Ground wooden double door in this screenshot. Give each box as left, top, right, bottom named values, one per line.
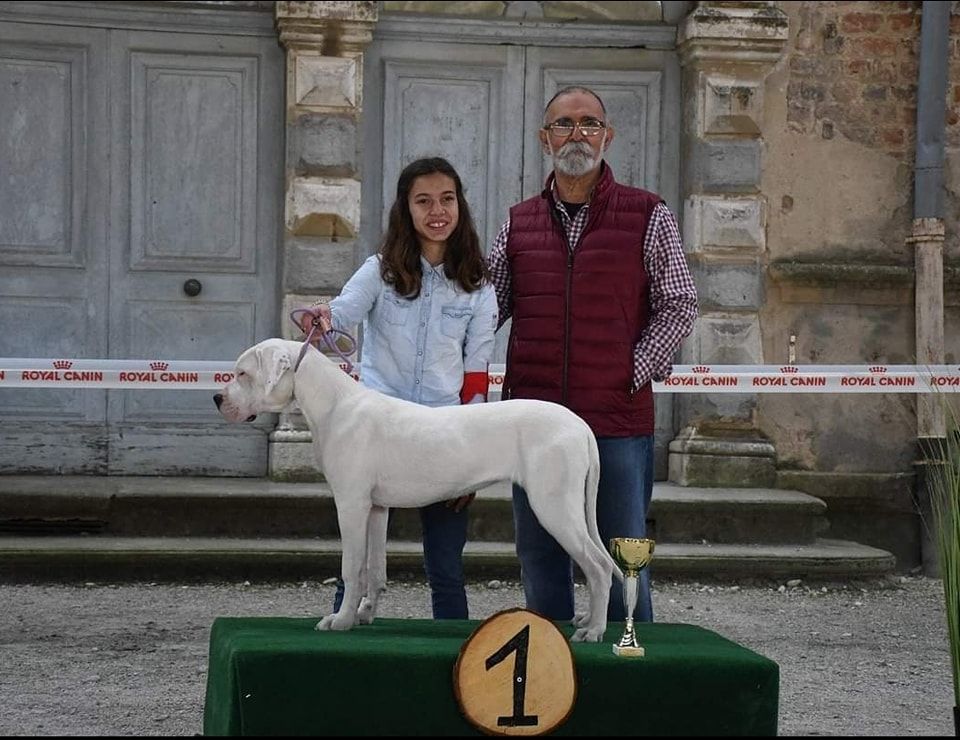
left=0, top=9, right=282, bottom=475
left=361, top=28, right=680, bottom=476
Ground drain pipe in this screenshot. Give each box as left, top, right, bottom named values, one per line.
left=911, top=0, right=950, bottom=575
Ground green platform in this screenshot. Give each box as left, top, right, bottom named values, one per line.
left=203, top=617, right=779, bottom=736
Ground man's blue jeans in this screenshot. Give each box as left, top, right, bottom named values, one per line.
left=334, top=501, right=469, bottom=619
left=512, top=435, right=654, bottom=623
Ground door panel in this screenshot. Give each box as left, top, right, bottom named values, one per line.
left=0, top=22, right=110, bottom=473
left=127, top=50, right=259, bottom=271
left=106, top=30, right=282, bottom=475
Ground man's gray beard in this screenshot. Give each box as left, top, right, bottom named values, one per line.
left=550, top=137, right=603, bottom=177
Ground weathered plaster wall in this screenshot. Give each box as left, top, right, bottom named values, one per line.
left=757, top=1, right=960, bottom=563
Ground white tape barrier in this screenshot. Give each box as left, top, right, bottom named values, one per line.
left=3, top=358, right=960, bottom=393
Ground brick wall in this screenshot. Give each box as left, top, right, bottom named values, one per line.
left=787, top=1, right=960, bottom=159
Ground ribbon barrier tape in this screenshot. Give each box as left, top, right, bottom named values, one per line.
left=2, top=359, right=960, bottom=393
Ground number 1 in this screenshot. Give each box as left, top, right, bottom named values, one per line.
left=485, top=624, right=539, bottom=727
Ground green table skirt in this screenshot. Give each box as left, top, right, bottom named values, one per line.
left=203, top=617, right=778, bottom=736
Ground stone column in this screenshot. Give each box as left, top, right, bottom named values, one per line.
left=669, top=1, right=788, bottom=487
left=270, top=1, right=378, bottom=481
left=911, top=216, right=945, bottom=575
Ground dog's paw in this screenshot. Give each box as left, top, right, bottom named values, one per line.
left=356, top=597, right=376, bottom=625
left=315, top=614, right=337, bottom=631
left=315, top=612, right=355, bottom=632
left=570, top=625, right=605, bottom=643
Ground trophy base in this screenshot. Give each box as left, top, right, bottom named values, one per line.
left=612, top=644, right=645, bottom=657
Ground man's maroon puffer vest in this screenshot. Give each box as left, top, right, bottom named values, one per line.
left=505, top=165, right=661, bottom=437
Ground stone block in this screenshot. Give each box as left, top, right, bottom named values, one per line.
left=684, top=195, right=766, bottom=254
left=691, top=260, right=764, bottom=310
left=688, top=139, right=761, bottom=193
left=283, top=237, right=358, bottom=293
left=677, top=392, right=758, bottom=427
left=701, top=74, right=762, bottom=136
left=292, top=54, right=359, bottom=111
left=286, top=176, right=361, bottom=238
left=288, top=114, right=357, bottom=177
left=276, top=1, right=377, bottom=22
left=268, top=434, right=325, bottom=482
left=668, top=449, right=777, bottom=487
left=668, top=429, right=777, bottom=488
left=688, top=313, right=763, bottom=365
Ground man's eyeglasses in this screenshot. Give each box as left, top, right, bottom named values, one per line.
left=542, top=119, right=606, bottom=138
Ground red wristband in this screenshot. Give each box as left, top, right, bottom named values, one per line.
left=460, top=371, right=488, bottom=404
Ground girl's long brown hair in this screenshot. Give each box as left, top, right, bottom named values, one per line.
left=379, top=157, right=488, bottom=298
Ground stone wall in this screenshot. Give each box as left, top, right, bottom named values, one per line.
left=758, top=0, right=960, bottom=565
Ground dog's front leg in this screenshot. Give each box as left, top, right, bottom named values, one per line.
left=316, top=500, right=370, bottom=632
left=356, top=505, right=388, bottom=625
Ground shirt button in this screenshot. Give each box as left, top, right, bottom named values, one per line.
left=418, top=351, right=423, bottom=356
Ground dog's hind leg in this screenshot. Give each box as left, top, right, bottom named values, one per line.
left=316, top=498, right=371, bottom=632
left=523, top=481, right=613, bottom=643
left=567, top=541, right=613, bottom=642
left=357, top=505, right=388, bottom=625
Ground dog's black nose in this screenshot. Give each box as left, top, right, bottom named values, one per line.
left=213, top=394, right=223, bottom=408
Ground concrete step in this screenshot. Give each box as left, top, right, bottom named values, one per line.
left=0, top=475, right=895, bottom=580
left=0, top=535, right=895, bottom=583
left=0, top=476, right=829, bottom=544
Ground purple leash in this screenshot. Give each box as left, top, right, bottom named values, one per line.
left=289, top=309, right=357, bottom=374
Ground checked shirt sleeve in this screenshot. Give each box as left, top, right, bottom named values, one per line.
left=633, top=203, right=699, bottom=391
left=487, top=218, right=513, bottom=331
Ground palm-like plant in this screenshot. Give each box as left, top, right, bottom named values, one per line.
left=921, top=418, right=960, bottom=735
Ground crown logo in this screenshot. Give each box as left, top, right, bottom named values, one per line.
left=53, top=360, right=72, bottom=370
left=150, top=361, right=169, bottom=371
left=691, top=365, right=710, bottom=374
left=779, top=366, right=799, bottom=373
left=869, top=366, right=887, bottom=373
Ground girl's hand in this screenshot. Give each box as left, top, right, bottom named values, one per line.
left=299, top=303, right=333, bottom=335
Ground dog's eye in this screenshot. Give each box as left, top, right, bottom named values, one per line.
left=236, top=371, right=245, bottom=377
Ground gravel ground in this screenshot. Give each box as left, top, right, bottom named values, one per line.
left=0, top=574, right=955, bottom=736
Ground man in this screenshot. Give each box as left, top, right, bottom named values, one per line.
left=487, top=85, right=698, bottom=624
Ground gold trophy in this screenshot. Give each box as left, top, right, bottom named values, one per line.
left=609, top=537, right=655, bottom=657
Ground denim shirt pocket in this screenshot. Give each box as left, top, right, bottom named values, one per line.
left=441, top=304, right=473, bottom=339
left=381, top=291, right=412, bottom=326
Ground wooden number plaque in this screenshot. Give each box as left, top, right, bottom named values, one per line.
left=453, top=608, right=577, bottom=736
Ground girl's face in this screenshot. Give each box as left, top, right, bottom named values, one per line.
left=408, top=172, right=459, bottom=251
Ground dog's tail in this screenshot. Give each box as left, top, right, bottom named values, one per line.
left=585, top=431, right=624, bottom=584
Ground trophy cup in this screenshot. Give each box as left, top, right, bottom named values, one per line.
left=609, top=537, right=655, bottom=657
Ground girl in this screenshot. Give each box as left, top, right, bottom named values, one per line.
left=300, top=157, right=497, bottom=619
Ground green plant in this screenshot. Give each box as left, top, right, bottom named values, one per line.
left=921, top=409, right=960, bottom=728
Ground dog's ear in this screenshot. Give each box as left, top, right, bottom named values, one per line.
left=258, top=344, right=292, bottom=396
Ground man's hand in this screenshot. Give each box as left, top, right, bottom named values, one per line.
left=446, top=493, right=476, bottom=512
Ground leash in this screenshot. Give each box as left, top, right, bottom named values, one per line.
left=289, top=308, right=357, bottom=374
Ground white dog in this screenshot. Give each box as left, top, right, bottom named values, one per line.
left=214, top=338, right=619, bottom=642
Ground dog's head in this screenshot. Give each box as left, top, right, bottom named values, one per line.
left=213, top=339, right=296, bottom=422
